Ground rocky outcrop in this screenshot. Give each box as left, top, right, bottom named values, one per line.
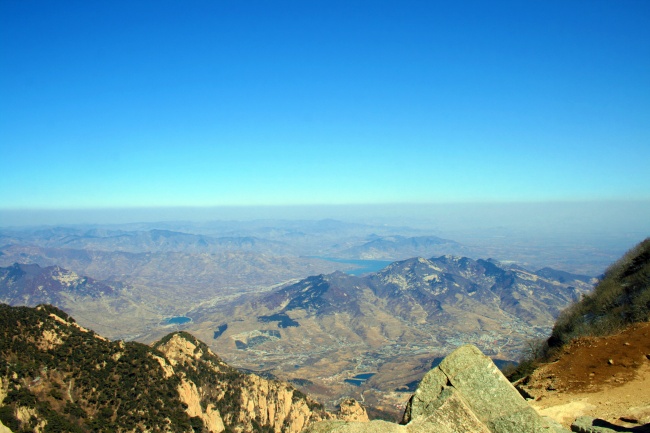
left=0, top=420, right=13, bottom=433
left=337, top=399, right=369, bottom=422
left=305, top=344, right=570, bottom=433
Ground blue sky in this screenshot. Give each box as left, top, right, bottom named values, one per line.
left=1, top=0, right=649, bottom=211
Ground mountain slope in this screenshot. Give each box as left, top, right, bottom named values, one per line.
left=520, top=322, right=650, bottom=430
left=259, top=255, right=591, bottom=332
left=505, top=238, right=650, bottom=430
left=0, top=304, right=331, bottom=433
left=0, top=246, right=353, bottom=341
left=549, top=237, right=650, bottom=348
left=0, top=263, right=118, bottom=306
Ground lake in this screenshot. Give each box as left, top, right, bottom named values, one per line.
left=164, top=316, right=192, bottom=325
left=344, top=372, right=376, bottom=387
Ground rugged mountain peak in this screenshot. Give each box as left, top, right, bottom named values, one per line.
left=262, top=271, right=366, bottom=315
left=154, top=332, right=218, bottom=367
left=376, top=256, right=443, bottom=280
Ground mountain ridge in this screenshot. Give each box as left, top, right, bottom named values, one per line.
left=0, top=303, right=335, bottom=433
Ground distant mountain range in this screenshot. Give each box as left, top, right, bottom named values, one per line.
left=1, top=226, right=292, bottom=254
left=336, top=235, right=468, bottom=260
left=1, top=219, right=617, bottom=275
left=260, top=255, right=592, bottom=328
left=183, top=255, right=595, bottom=413
left=0, top=253, right=596, bottom=416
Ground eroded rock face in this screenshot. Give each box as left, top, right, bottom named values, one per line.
left=305, top=344, right=570, bottom=433
left=154, top=332, right=331, bottom=433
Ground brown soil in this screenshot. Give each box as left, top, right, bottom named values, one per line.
left=519, top=322, right=650, bottom=430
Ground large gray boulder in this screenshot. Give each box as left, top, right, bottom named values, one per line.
left=403, top=344, right=562, bottom=432
left=305, top=344, right=569, bottom=433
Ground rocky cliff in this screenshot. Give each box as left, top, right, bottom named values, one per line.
left=153, top=332, right=329, bottom=433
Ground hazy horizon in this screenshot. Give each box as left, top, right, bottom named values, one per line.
left=2, top=200, right=648, bottom=238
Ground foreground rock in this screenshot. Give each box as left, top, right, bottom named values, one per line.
left=306, top=344, right=568, bottom=433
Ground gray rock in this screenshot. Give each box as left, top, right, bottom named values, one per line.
left=405, top=387, right=491, bottom=433
left=404, top=344, right=566, bottom=433
left=304, top=420, right=406, bottom=433
left=307, top=344, right=571, bottom=433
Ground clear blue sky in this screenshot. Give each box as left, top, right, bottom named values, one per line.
left=1, top=0, right=649, bottom=210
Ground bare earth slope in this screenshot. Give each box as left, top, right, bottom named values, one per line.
left=519, top=322, right=650, bottom=430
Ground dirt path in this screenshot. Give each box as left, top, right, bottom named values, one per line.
left=518, top=322, right=650, bottom=430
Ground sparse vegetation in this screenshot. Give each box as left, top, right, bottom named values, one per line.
left=549, top=238, right=650, bottom=347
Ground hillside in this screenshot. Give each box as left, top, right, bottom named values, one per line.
left=510, top=238, right=650, bottom=430
left=549, top=237, right=650, bottom=348
left=0, top=304, right=331, bottom=433
left=0, top=246, right=350, bottom=341
left=335, top=235, right=467, bottom=260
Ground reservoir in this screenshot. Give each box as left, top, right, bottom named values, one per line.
left=164, top=316, right=192, bottom=325
left=316, top=258, right=393, bottom=276
left=344, top=372, right=376, bottom=387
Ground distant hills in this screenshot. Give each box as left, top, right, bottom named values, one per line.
left=0, top=263, right=118, bottom=306
left=1, top=219, right=619, bottom=275
left=335, top=235, right=468, bottom=260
